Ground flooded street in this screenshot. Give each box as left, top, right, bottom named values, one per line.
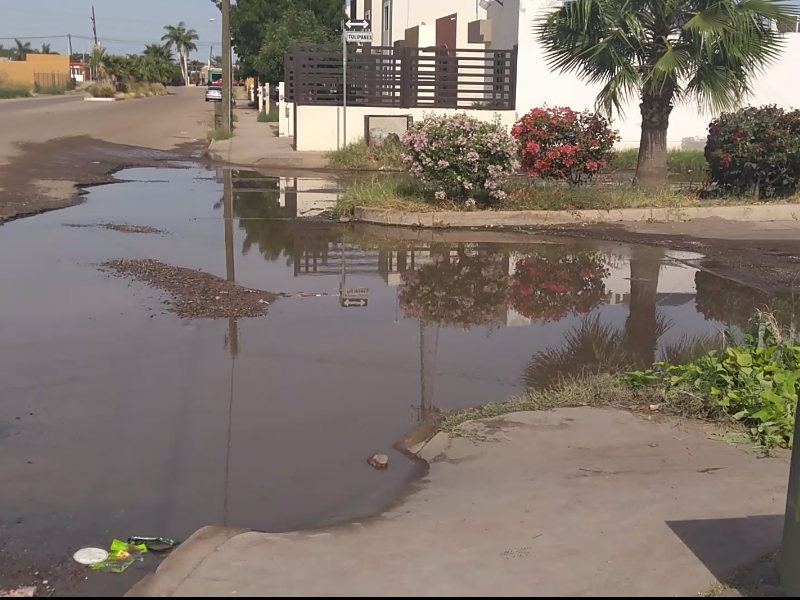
left=0, top=166, right=795, bottom=595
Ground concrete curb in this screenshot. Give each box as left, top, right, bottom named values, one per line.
left=353, top=203, right=800, bottom=228
left=83, top=97, right=117, bottom=102
left=125, top=526, right=249, bottom=597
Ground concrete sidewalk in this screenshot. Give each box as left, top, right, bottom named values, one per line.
left=207, top=104, right=329, bottom=170
left=128, top=408, right=789, bottom=597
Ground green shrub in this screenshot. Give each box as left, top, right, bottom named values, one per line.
left=401, top=114, right=518, bottom=204
left=706, top=105, right=800, bottom=198
left=512, top=106, right=618, bottom=185
left=86, top=84, right=116, bottom=98
left=0, top=88, right=32, bottom=99
left=67, top=78, right=77, bottom=91
left=35, top=86, right=65, bottom=95
left=623, top=313, right=799, bottom=452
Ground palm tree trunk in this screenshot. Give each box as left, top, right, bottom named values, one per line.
left=634, top=91, right=673, bottom=189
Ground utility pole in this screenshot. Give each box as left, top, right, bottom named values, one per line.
left=91, top=6, right=98, bottom=47
left=208, top=45, right=213, bottom=83
left=221, top=0, right=233, bottom=132
left=67, top=33, right=73, bottom=58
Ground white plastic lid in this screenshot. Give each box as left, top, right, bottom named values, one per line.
left=73, top=548, right=109, bottom=566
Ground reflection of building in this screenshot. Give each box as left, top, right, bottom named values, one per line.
left=604, top=260, right=697, bottom=308
left=504, top=253, right=531, bottom=327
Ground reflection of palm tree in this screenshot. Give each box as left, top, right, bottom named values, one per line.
left=627, top=246, right=663, bottom=369
left=525, top=313, right=672, bottom=390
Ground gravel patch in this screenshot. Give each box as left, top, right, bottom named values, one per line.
left=64, top=223, right=167, bottom=235
left=98, top=259, right=277, bottom=319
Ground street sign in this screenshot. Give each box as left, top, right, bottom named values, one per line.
left=344, top=30, right=373, bottom=43
left=344, top=19, right=371, bottom=30
left=341, top=298, right=368, bottom=308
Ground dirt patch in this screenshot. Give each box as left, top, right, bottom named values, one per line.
left=64, top=223, right=167, bottom=235
left=98, top=259, right=277, bottom=319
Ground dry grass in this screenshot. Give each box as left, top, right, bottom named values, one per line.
left=328, top=138, right=404, bottom=171
left=123, top=82, right=168, bottom=99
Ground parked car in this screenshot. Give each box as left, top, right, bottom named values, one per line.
left=205, top=84, right=223, bottom=102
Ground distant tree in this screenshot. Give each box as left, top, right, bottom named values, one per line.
left=12, top=39, right=32, bottom=61
left=40, top=43, right=53, bottom=54
left=87, top=46, right=109, bottom=82
left=162, top=22, right=199, bottom=85
left=211, top=55, right=223, bottom=67
left=254, top=9, right=334, bottom=82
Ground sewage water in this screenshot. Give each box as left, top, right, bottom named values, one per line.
left=0, top=167, right=795, bottom=594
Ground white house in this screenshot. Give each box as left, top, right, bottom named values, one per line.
left=478, top=0, right=800, bottom=148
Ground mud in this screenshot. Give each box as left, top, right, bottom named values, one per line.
left=0, top=137, right=205, bottom=224
left=99, top=259, right=277, bottom=319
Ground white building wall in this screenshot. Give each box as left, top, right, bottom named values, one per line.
left=295, top=105, right=517, bottom=151
left=383, top=0, right=487, bottom=47
left=491, top=0, right=800, bottom=148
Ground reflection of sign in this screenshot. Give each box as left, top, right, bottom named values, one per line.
left=342, top=287, right=370, bottom=298
left=344, top=31, right=373, bottom=43
left=341, top=298, right=368, bottom=308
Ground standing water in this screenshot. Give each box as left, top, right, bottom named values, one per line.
left=0, top=167, right=794, bottom=595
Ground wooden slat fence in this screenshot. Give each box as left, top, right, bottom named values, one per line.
left=284, top=44, right=517, bottom=110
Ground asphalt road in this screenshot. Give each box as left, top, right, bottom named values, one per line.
left=0, top=93, right=85, bottom=114
left=0, top=87, right=213, bottom=220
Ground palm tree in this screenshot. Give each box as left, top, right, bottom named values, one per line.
left=536, top=0, right=795, bottom=189
left=87, top=46, right=109, bottom=83
left=161, top=22, right=199, bottom=86
left=143, top=43, right=174, bottom=63
left=40, top=43, right=52, bottom=54
left=13, top=39, right=32, bottom=61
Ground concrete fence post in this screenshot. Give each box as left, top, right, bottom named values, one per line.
left=782, top=415, right=800, bottom=595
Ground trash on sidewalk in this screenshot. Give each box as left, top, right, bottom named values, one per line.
left=91, top=539, right=148, bottom=574
left=127, top=537, right=180, bottom=553
left=368, top=454, right=389, bottom=469
left=0, top=587, right=37, bottom=598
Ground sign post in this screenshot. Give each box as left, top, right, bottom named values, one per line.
left=341, top=19, right=372, bottom=150
left=782, top=414, right=800, bottom=595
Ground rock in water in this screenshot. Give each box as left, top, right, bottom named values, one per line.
left=368, top=454, right=389, bottom=470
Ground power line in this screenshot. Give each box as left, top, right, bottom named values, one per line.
left=0, top=35, right=70, bottom=40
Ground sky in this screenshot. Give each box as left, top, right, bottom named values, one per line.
left=0, top=0, right=223, bottom=59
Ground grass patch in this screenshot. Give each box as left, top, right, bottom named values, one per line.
left=33, top=84, right=65, bottom=95
left=610, top=148, right=708, bottom=174
left=439, top=375, right=669, bottom=435
left=0, top=88, right=32, bottom=99
left=328, top=138, right=404, bottom=171
left=125, top=82, right=168, bottom=98
left=257, top=105, right=279, bottom=123
left=502, top=185, right=701, bottom=211
left=207, top=127, right=234, bottom=142
left=332, top=174, right=444, bottom=218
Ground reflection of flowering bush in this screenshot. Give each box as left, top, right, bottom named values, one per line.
left=401, top=113, right=519, bottom=203
left=399, top=249, right=511, bottom=329
left=508, top=251, right=610, bottom=322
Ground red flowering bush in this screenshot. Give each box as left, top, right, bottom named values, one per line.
left=508, top=250, right=610, bottom=322
left=511, top=107, right=618, bottom=185
left=706, top=106, right=800, bottom=198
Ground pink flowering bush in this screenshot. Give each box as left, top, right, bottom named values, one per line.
left=401, top=113, right=519, bottom=203
left=511, top=107, right=618, bottom=185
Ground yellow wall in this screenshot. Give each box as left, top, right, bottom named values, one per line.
left=0, top=55, right=69, bottom=89
left=0, top=61, right=33, bottom=88
left=26, top=54, right=70, bottom=75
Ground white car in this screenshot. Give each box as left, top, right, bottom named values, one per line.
left=205, top=85, right=223, bottom=102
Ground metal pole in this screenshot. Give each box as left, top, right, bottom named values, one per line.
left=68, top=34, right=73, bottom=58
left=342, top=21, right=347, bottom=149
left=782, top=413, right=800, bottom=596
left=222, top=0, right=233, bottom=132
